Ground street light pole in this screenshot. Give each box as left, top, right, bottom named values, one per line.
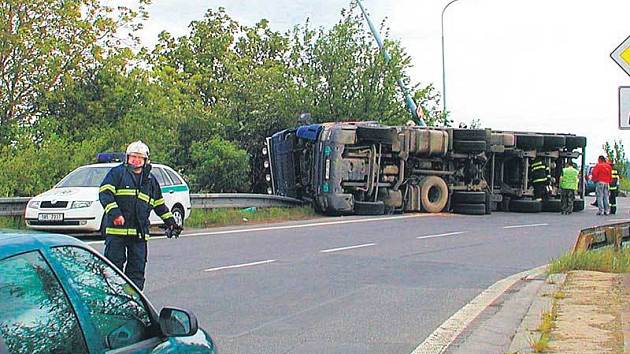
left=441, top=0, right=463, bottom=114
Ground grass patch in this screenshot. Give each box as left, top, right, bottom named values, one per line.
left=185, top=207, right=317, bottom=228
left=548, top=248, right=630, bottom=274
left=0, top=216, right=26, bottom=230
left=529, top=301, right=559, bottom=353
left=0, top=207, right=318, bottom=231
left=529, top=333, right=550, bottom=353
left=553, top=291, right=566, bottom=300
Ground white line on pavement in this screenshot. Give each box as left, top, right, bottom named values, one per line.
left=503, top=223, right=549, bottom=229
left=203, top=259, right=276, bottom=272
left=320, top=243, right=376, bottom=253
left=185, top=215, right=423, bottom=238
left=411, top=265, right=547, bottom=354
left=416, top=231, right=465, bottom=240
left=608, top=218, right=630, bottom=222
left=84, top=214, right=426, bottom=246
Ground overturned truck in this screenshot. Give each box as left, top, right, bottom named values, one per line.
left=262, top=122, right=586, bottom=215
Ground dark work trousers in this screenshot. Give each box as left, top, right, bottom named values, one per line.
left=104, top=235, right=148, bottom=290
left=560, top=189, right=575, bottom=214
left=533, top=183, right=547, bottom=200
left=610, top=190, right=618, bottom=214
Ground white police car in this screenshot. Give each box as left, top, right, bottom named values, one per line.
left=24, top=154, right=191, bottom=233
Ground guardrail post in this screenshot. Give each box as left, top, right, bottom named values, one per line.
left=614, top=227, right=622, bottom=253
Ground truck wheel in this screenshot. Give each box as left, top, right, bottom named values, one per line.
left=573, top=199, right=585, bottom=212
left=565, top=136, right=587, bottom=150
left=420, top=176, right=449, bottom=213
left=485, top=192, right=492, bottom=214
left=453, top=129, right=487, bottom=141
left=453, top=140, right=486, bottom=153
left=452, top=191, right=486, bottom=204
left=452, top=203, right=486, bottom=215
left=356, top=126, right=398, bottom=144
left=354, top=200, right=385, bottom=215
left=542, top=135, right=566, bottom=150
left=542, top=198, right=562, bottom=212
left=515, top=134, right=544, bottom=150
left=509, top=199, right=542, bottom=213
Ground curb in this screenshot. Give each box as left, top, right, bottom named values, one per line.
left=411, top=265, right=546, bottom=354
left=507, top=272, right=567, bottom=353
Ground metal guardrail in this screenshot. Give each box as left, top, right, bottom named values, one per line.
left=573, top=221, right=630, bottom=252
left=0, top=197, right=31, bottom=217
left=0, top=194, right=304, bottom=217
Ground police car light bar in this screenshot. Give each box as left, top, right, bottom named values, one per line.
left=96, top=152, right=126, bottom=163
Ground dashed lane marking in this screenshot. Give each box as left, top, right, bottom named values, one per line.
left=503, top=223, right=548, bottom=229
left=416, top=231, right=466, bottom=240
left=320, top=243, right=376, bottom=253
left=203, top=259, right=276, bottom=272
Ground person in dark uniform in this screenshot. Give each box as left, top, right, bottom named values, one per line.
left=530, top=158, right=550, bottom=201
left=99, top=141, right=182, bottom=290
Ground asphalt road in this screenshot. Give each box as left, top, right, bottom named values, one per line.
left=91, top=196, right=630, bottom=354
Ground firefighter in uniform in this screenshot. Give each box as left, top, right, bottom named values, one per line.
left=530, top=158, right=551, bottom=201
left=99, top=141, right=182, bottom=290
left=610, top=166, right=619, bottom=215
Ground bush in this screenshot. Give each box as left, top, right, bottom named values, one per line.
left=190, top=137, right=250, bottom=192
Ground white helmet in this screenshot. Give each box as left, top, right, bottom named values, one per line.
left=126, top=140, right=150, bottom=160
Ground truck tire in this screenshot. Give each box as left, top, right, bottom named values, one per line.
left=452, top=191, right=486, bottom=204
left=453, top=129, right=487, bottom=141
left=509, top=199, right=542, bottom=213
left=354, top=200, right=385, bottom=215
left=420, top=176, right=449, bottom=213
left=542, top=198, right=562, bottom=212
left=573, top=199, right=585, bottom=212
left=485, top=192, right=492, bottom=214
left=565, top=136, right=587, bottom=150
left=453, top=140, right=486, bottom=153
left=542, top=135, right=566, bottom=150
left=356, top=126, right=398, bottom=144
left=515, top=134, right=544, bottom=150
left=452, top=203, right=486, bottom=215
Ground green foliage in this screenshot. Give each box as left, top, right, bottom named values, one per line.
left=603, top=140, right=629, bottom=178
left=548, top=248, right=630, bottom=274
left=0, top=0, right=150, bottom=144
left=185, top=206, right=315, bottom=228
left=190, top=137, right=250, bottom=192
left=0, top=1, right=445, bottom=196
left=0, top=216, right=26, bottom=230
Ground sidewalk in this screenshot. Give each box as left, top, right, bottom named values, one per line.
left=444, top=270, right=627, bottom=353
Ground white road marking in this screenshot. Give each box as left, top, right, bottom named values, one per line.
left=204, top=259, right=276, bottom=272
left=83, top=215, right=425, bottom=245
left=410, top=265, right=547, bottom=354
left=502, top=223, right=548, bottom=229
left=416, top=231, right=465, bottom=240
left=608, top=218, right=630, bottom=222
left=320, top=243, right=376, bottom=253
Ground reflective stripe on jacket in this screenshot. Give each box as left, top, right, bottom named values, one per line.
left=610, top=169, right=619, bottom=190
left=99, top=164, right=175, bottom=239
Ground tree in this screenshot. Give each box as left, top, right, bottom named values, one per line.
left=0, top=0, right=150, bottom=144
left=190, top=137, right=250, bottom=192
left=603, top=140, right=628, bottom=178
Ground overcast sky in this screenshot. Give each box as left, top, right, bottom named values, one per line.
left=138, top=0, right=630, bottom=162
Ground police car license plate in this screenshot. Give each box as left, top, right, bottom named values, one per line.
left=38, top=213, right=64, bottom=222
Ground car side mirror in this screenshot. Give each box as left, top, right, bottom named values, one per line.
left=159, top=307, right=198, bottom=337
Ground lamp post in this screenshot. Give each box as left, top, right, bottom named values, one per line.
left=441, top=0, right=463, bottom=114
